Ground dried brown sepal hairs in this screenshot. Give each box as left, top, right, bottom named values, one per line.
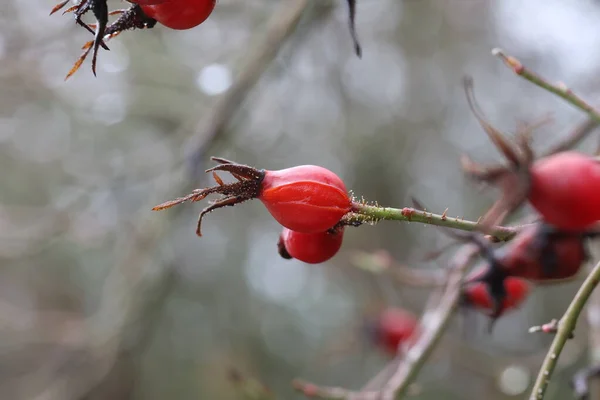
left=152, top=157, right=265, bottom=237
left=461, top=76, right=539, bottom=232
left=52, top=0, right=362, bottom=79
left=51, top=0, right=157, bottom=79
left=346, top=0, right=361, bottom=58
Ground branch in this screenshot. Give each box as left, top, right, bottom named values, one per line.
left=542, top=117, right=600, bottom=157
left=529, top=319, right=574, bottom=339
left=529, top=259, right=600, bottom=400
left=350, top=250, right=446, bottom=288
left=229, top=369, right=276, bottom=400
left=348, top=202, right=520, bottom=241
left=293, top=245, right=479, bottom=399
left=493, top=48, right=600, bottom=124
left=584, top=241, right=600, bottom=400
left=377, top=245, right=478, bottom=399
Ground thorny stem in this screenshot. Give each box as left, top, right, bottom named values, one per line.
left=492, top=47, right=600, bottom=400
left=493, top=48, right=600, bottom=124
left=529, top=319, right=574, bottom=339
left=348, top=202, right=519, bottom=242
left=528, top=260, right=600, bottom=400
left=294, top=51, right=600, bottom=400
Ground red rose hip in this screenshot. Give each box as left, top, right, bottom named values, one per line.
left=367, top=308, right=419, bottom=355
left=152, top=157, right=353, bottom=236
left=462, top=79, right=600, bottom=231
left=528, top=151, right=600, bottom=231
left=140, top=0, right=216, bottom=30
left=462, top=272, right=530, bottom=317
left=277, top=227, right=344, bottom=264
left=260, top=165, right=351, bottom=234
left=128, top=0, right=171, bottom=4
left=496, top=223, right=588, bottom=282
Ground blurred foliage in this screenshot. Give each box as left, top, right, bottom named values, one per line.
left=0, top=0, right=599, bottom=399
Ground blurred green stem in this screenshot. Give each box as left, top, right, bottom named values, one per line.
left=229, top=369, right=275, bottom=400
left=529, top=260, right=600, bottom=400
left=493, top=48, right=600, bottom=123
left=348, top=202, right=519, bottom=241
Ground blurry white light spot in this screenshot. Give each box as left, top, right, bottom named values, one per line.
left=99, top=41, right=130, bottom=74
left=196, top=64, right=232, bottom=96
left=92, top=93, right=127, bottom=125
left=498, top=365, right=530, bottom=396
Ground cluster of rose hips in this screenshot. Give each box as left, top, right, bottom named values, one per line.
left=153, top=157, right=354, bottom=264
left=152, top=148, right=600, bottom=339
left=50, top=0, right=361, bottom=79
left=455, top=80, right=600, bottom=329
left=368, top=170, right=600, bottom=349
left=152, top=83, right=600, bottom=349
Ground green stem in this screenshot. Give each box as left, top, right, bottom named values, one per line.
left=493, top=48, right=600, bottom=123
left=349, top=202, right=519, bottom=241
left=529, top=260, right=600, bottom=400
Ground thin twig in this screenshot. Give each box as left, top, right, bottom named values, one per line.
left=542, top=117, right=600, bottom=157
left=350, top=250, right=446, bottom=288
left=293, top=245, right=478, bottom=399
left=377, top=245, right=478, bottom=399
left=229, top=369, right=276, bottom=400
left=348, top=202, right=521, bottom=242
left=492, top=47, right=600, bottom=400
left=493, top=48, right=600, bottom=123
left=584, top=241, right=600, bottom=400
left=528, top=260, right=600, bottom=400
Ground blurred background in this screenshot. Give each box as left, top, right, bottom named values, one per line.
left=1, top=0, right=600, bottom=399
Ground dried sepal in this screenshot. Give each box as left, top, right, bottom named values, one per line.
left=463, top=77, right=523, bottom=167
left=52, top=2, right=157, bottom=79
left=346, top=0, right=361, bottom=57
left=152, top=157, right=266, bottom=237
left=478, top=168, right=530, bottom=232
left=50, top=0, right=71, bottom=15
left=461, top=77, right=545, bottom=232
left=460, top=155, right=510, bottom=182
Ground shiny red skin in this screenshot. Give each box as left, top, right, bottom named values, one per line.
left=375, top=308, right=419, bottom=355
left=279, top=227, right=344, bottom=264
left=497, top=224, right=586, bottom=281
left=463, top=268, right=530, bottom=316
left=129, top=0, right=171, bottom=5
left=529, top=151, right=600, bottom=231
left=141, top=0, right=216, bottom=30
left=260, top=165, right=352, bottom=234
